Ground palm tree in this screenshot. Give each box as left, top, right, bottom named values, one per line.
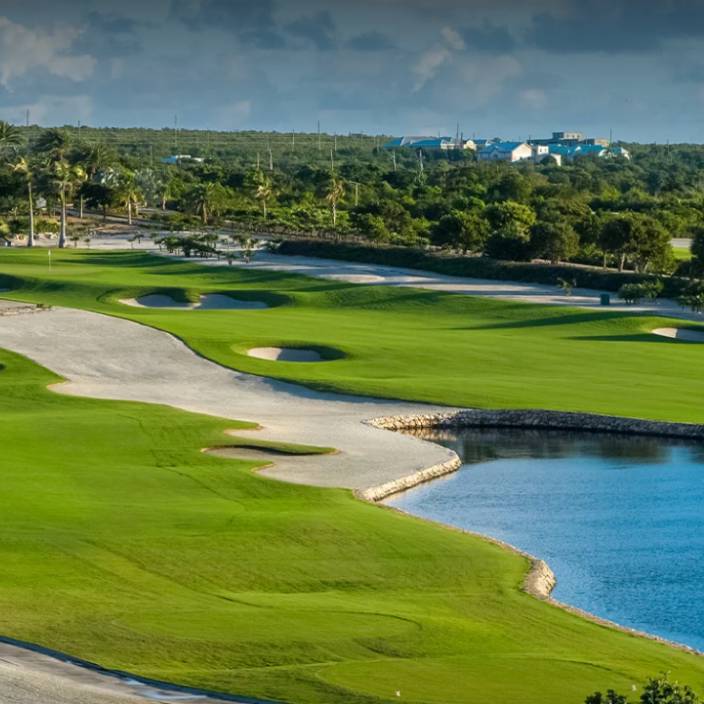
left=119, top=175, right=142, bottom=225
left=10, top=157, right=36, bottom=247
left=75, top=142, right=114, bottom=218
left=254, top=172, right=272, bottom=219
left=34, top=128, right=70, bottom=161
left=326, top=177, right=345, bottom=228
left=0, top=121, right=22, bottom=153
left=50, top=160, right=86, bottom=248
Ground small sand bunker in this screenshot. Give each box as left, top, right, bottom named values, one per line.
left=652, top=327, right=704, bottom=342
left=121, top=293, right=269, bottom=310
left=247, top=347, right=322, bottom=362
left=325, top=274, right=385, bottom=284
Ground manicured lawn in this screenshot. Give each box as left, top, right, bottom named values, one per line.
left=2, top=249, right=704, bottom=422
left=2, top=249, right=704, bottom=703
left=674, top=246, right=692, bottom=261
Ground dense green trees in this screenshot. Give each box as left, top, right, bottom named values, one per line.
left=2, top=124, right=704, bottom=275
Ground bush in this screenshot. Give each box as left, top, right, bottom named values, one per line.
left=618, top=280, right=663, bottom=304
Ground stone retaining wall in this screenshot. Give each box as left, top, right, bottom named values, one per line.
left=368, top=408, right=704, bottom=440
left=357, top=455, right=462, bottom=502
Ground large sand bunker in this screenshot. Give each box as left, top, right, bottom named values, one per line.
left=247, top=347, right=323, bottom=362
left=652, top=327, right=704, bottom=342
left=121, top=293, right=269, bottom=310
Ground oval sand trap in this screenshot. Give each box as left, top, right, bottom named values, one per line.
left=121, top=293, right=269, bottom=310
left=248, top=347, right=322, bottom=362
left=652, top=327, right=704, bottom=342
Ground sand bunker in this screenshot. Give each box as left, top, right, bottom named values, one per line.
left=121, top=293, right=269, bottom=310
left=247, top=347, right=323, bottom=362
left=325, top=273, right=385, bottom=284
left=652, top=327, right=704, bottom=342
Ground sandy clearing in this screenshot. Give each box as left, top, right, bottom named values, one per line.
left=120, top=294, right=269, bottom=311
left=652, top=327, right=704, bottom=342
left=247, top=347, right=322, bottom=362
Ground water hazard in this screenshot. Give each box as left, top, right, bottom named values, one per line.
left=387, top=427, right=704, bottom=650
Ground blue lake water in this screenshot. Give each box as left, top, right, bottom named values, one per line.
left=387, top=428, right=704, bottom=650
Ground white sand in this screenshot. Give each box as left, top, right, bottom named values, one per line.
left=247, top=347, right=322, bottom=362
left=652, top=327, right=704, bottom=342
left=120, top=294, right=269, bottom=310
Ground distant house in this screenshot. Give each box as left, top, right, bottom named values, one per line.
left=161, top=154, right=205, bottom=165
left=478, top=141, right=533, bottom=163
left=382, top=136, right=459, bottom=150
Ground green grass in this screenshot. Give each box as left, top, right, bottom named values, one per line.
left=2, top=249, right=704, bottom=422
left=2, top=249, right=704, bottom=703
left=674, top=246, right=692, bottom=262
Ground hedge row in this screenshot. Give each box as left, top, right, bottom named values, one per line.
left=276, top=239, right=691, bottom=298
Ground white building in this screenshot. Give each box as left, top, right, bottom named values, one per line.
left=478, top=141, right=533, bottom=163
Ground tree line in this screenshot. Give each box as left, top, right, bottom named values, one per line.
left=2, top=123, right=704, bottom=278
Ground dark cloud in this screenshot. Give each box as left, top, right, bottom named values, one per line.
left=286, top=10, right=336, bottom=51
left=346, top=31, right=396, bottom=51
left=171, top=0, right=288, bottom=49
left=460, top=21, right=516, bottom=52
left=529, top=0, right=704, bottom=53
left=75, top=12, right=142, bottom=57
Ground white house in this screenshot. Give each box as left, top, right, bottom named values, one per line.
left=477, top=141, right=533, bottom=163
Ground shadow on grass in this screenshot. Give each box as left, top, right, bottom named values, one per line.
left=460, top=310, right=643, bottom=331
left=567, top=333, right=703, bottom=344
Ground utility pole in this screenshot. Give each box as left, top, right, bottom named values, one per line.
left=418, top=149, right=424, bottom=175
left=291, top=130, right=296, bottom=151
left=268, top=143, right=274, bottom=171
left=349, top=181, right=360, bottom=207
left=330, top=148, right=335, bottom=174
left=392, top=150, right=397, bottom=172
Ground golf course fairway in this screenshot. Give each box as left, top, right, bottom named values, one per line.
left=1, top=248, right=704, bottom=703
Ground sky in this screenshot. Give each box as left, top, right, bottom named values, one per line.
left=1, top=0, right=704, bottom=142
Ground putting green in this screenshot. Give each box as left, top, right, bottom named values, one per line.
left=1, top=249, right=704, bottom=703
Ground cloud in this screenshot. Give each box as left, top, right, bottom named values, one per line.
left=413, top=47, right=452, bottom=91
left=286, top=10, right=336, bottom=50
left=412, top=26, right=468, bottom=92
left=171, top=0, right=287, bottom=48
left=529, top=0, right=704, bottom=53
left=461, top=21, right=517, bottom=52
left=441, top=27, right=465, bottom=51
left=0, top=16, right=96, bottom=88
left=0, top=94, right=94, bottom=126
left=346, top=31, right=396, bottom=51
left=518, top=87, right=548, bottom=110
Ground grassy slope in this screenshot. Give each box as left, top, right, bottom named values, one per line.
left=1, top=250, right=704, bottom=702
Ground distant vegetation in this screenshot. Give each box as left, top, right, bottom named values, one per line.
left=3, top=122, right=704, bottom=278
left=585, top=673, right=701, bottom=704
